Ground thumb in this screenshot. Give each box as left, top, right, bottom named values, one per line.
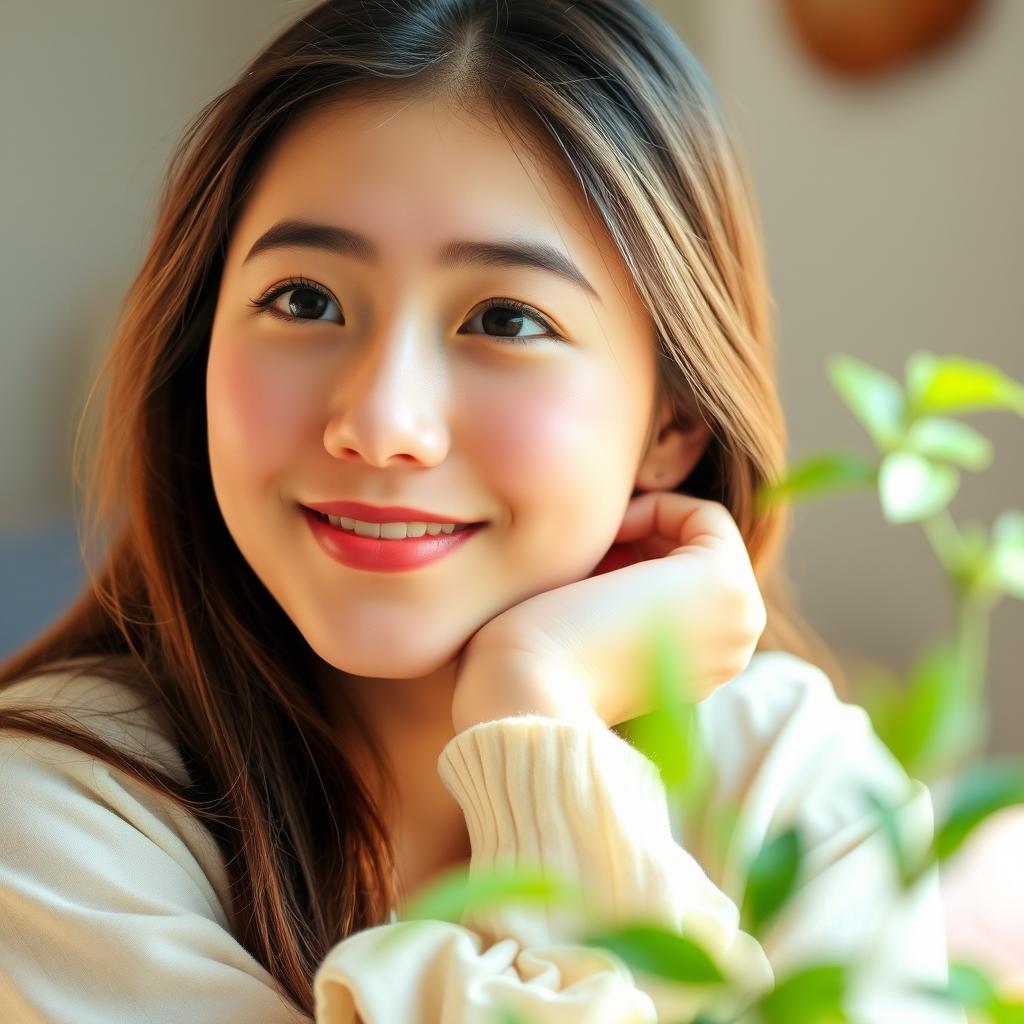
left=612, top=490, right=662, bottom=545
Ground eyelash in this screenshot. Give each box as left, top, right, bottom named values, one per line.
left=247, top=276, right=561, bottom=346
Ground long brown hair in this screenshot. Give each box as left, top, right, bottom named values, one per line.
left=1, top=0, right=845, bottom=1015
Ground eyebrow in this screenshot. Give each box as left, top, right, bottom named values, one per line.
left=241, top=218, right=601, bottom=303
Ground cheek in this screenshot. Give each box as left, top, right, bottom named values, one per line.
left=206, top=344, right=313, bottom=480
left=464, top=366, right=632, bottom=502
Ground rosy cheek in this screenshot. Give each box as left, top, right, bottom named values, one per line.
left=208, top=348, right=312, bottom=470
left=465, top=374, right=602, bottom=494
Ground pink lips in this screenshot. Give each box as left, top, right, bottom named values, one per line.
left=300, top=505, right=485, bottom=572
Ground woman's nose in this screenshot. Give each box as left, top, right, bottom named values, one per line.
left=321, top=327, right=451, bottom=470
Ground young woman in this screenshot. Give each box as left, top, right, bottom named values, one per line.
left=0, top=1, right=962, bottom=1021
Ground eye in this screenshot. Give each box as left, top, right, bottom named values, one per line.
left=459, top=298, right=562, bottom=346
left=248, top=280, right=561, bottom=346
left=248, top=277, right=343, bottom=325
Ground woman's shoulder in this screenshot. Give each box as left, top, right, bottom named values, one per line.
left=0, top=655, right=188, bottom=785
left=0, top=657, right=235, bottom=930
left=0, top=663, right=307, bottom=1022
left=695, top=647, right=914, bottom=802
left=695, top=648, right=863, bottom=764
left=691, top=649, right=928, bottom=895
left=701, top=647, right=841, bottom=711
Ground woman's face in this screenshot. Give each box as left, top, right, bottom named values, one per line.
left=206, top=91, right=674, bottom=688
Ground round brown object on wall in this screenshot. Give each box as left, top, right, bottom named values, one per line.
left=782, top=0, right=988, bottom=78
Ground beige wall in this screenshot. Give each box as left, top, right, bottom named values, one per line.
left=667, top=0, right=1023, bottom=753
left=2, top=1, right=1020, bottom=750
left=0, top=0, right=299, bottom=525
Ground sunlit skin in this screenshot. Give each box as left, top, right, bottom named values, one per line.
left=206, top=90, right=711, bottom=899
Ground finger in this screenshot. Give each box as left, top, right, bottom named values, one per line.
left=613, top=490, right=740, bottom=552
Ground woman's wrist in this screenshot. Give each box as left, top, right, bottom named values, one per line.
left=451, top=650, right=606, bottom=734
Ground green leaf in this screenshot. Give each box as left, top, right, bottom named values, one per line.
left=905, top=352, right=1024, bottom=417
left=881, top=638, right=981, bottom=780
left=901, top=416, right=993, bottom=471
left=940, top=962, right=998, bottom=1008
left=492, top=1007, right=527, bottom=1024
left=580, top=922, right=727, bottom=985
left=754, top=962, right=849, bottom=1024
left=919, top=961, right=1024, bottom=1021
left=990, top=999, right=1024, bottom=1024
left=932, top=760, right=1024, bottom=865
left=827, top=355, right=907, bottom=449
left=989, top=510, right=1024, bottom=599
left=756, top=453, right=878, bottom=512
left=620, top=612, right=712, bottom=813
left=957, top=519, right=994, bottom=583
left=878, top=451, right=959, bottom=523
left=399, top=862, right=584, bottom=924
left=741, top=826, right=803, bottom=933
left=858, top=668, right=906, bottom=757
left=861, top=789, right=911, bottom=887
left=905, top=351, right=939, bottom=409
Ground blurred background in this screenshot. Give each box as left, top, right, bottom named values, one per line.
left=1, top=0, right=1020, bottom=757
left=2, top=0, right=1022, bottom=992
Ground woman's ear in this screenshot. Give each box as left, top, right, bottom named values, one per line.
left=634, top=397, right=713, bottom=492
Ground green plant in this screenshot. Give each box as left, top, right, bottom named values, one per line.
left=392, top=351, right=1024, bottom=1023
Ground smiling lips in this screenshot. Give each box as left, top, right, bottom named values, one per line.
left=300, top=504, right=486, bottom=572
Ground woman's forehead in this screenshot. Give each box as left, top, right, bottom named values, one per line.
left=228, top=92, right=637, bottom=309
left=258, top=99, right=563, bottom=218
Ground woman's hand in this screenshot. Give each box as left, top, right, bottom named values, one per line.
left=451, top=491, right=767, bottom=734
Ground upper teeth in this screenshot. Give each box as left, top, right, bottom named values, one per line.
left=325, top=515, right=463, bottom=539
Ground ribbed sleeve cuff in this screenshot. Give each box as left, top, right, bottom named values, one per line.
left=435, top=714, right=772, bottom=1007
left=438, top=714, right=672, bottom=890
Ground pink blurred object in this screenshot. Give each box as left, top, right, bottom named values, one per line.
left=940, top=803, right=1024, bottom=998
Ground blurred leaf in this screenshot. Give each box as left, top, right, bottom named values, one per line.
left=698, top=801, right=743, bottom=888
left=931, top=760, right=1024, bottom=866
left=879, top=638, right=981, bottom=781
left=905, top=351, right=939, bottom=407
left=878, top=451, right=959, bottom=523
left=987, top=510, right=1024, bottom=599
left=862, top=788, right=911, bottom=887
left=902, top=417, right=993, bottom=471
left=945, top=962, right=998, bottom=1009
left=954, top=519, right=995, bottom=592
left=399, top=861, right=584, bottom=924
left=626, top=706, right=713, bottom=812
left=990, top=1000, right=1024, bottom=1024
left=755, top=453, right=878, bottom=513
left=921, top=962, right=1024, bottom=1023
left=827, top=355, right=906, bottom=449
left=857, top=667, right=905, bottom=756
left=493, top=1007, right=526, bottom=1024
left=579, top=922, right=726, bottom=985
left=905, top=352, right=1024, bottom=418
left=621, top=612, right=712, bottom=812
left=741, top=826, right=803, bottom=934
left=752, top=962, right=849, bottom=1024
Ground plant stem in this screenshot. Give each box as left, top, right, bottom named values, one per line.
left=952, top=591, right=991, bottom=701
left=920, top=509, right=963, bottom=588
left=919, top=508, right=994, bottom=775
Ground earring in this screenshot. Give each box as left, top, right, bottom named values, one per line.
left=653, top=467, right=665, bottom=480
